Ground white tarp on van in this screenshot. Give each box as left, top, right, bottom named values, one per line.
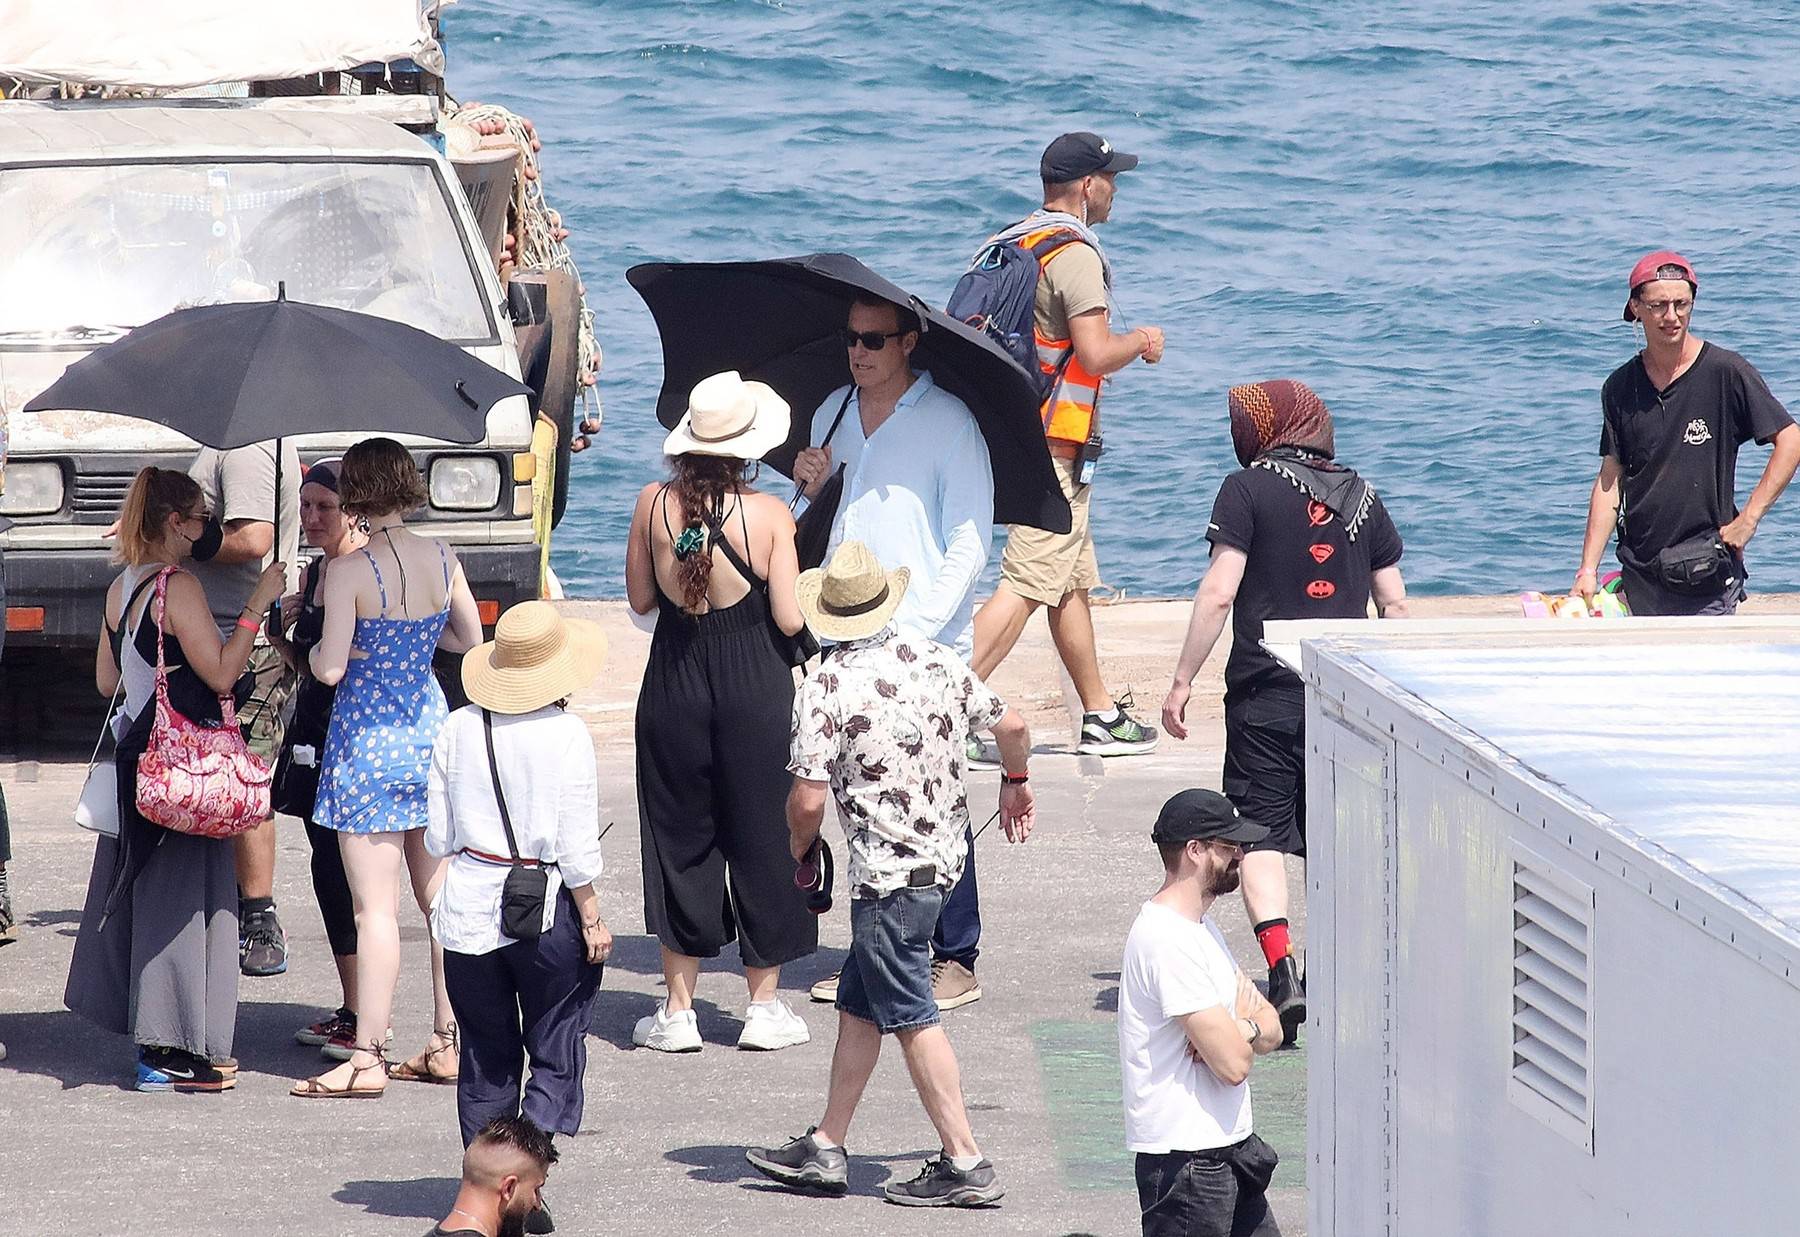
left=0, top=0, right=443, bottom=89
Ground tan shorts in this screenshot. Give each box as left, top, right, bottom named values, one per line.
left=999, top=455, right=1101, bottom=607
left=239, top=640, right=296, bottom=765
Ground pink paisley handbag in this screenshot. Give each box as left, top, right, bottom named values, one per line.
left=134, top=566, right=271, bottom=838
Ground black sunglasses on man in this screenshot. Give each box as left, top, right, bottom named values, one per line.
left=839, top=328, right=905, bottom=351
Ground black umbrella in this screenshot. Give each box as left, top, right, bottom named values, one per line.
left=25, top=284, right=532, bottom=547
left=626, top=253, right=1072, bottom=534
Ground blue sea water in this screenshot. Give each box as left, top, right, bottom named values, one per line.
left=442, top=0, right=1800, bottom=599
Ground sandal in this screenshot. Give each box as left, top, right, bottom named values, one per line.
left=389, top=1023, right=459, bottom=1085
left=289, top=1046, right=388, bottom=1099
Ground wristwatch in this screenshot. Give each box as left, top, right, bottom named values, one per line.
left=1002, top=772, right=1029, bottom=785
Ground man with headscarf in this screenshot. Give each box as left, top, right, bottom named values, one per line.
left=1161, top=381, right=1409, bottom=1045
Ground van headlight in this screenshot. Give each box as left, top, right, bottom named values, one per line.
left=0, top=462, right=65, bottom=515
left=429, top=455, right=501, bottom=511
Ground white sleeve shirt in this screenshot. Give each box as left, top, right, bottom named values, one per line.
left=427, top=703, right=603, bottom=955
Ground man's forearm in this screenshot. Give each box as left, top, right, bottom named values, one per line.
left=1579, top=483, right=1619, bottom=571
left=1172, top=590, right=1231, bottom=685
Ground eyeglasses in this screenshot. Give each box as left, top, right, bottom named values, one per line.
left=1635, top=298, right=1693, bottom=317
left=840, top=328, right=905, bottom=351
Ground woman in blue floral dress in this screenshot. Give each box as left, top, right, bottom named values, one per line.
left=292, top=438, right=482, bottom=1099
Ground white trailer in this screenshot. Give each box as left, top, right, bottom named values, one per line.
left=1267, top=618, right=1800, bottom=1236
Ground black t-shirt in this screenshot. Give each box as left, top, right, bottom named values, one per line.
left=1600, top=342, right=1792, bottom=611
left=1206, top=465, right=1404, bottom=704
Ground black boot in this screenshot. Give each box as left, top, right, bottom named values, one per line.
left=1267, top=955, right=1305, bottom=1047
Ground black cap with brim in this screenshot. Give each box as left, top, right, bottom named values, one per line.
left=1041, top=131, right=1141, bottom=183
left=1151, top=789, right=1270, bottom=846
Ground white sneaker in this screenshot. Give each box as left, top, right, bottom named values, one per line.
left=632, top=1002, right=701, bottom=1053
left=737, top=998, right=811, bottom=1051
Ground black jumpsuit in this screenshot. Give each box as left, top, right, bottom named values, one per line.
left=634, top=492, right=816, bottom=969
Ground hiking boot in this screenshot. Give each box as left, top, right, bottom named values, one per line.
left=738, top=998, right=811, bottom=1051
left=323, top=1023, right=393, bottom=1062
left=883, top=1155, right=1004, bottom=1207
left=1268, top=954, right=1306, bottom=1047
left=296, top=1006, right=355, bottom=1047
left=137, top=1046, right=236, bottom=1093
left=524, top=1194, right=555, bottom=1234
left=931, top=959, right=982, bottom=1011
left=0, top=867, right=16, bottom=945
left=239, top=905, right=288, bottom=977
left=809, top=971, right=841, bottom=1004
left=964, top=734, right=1000, bottom=771
left=632, top=1002, right=701, bottom=1053
left=1077, top=697, right=1160, bottom=757
left=745, top=1127, right=848, bottom=1195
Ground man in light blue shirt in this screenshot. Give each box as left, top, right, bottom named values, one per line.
left=792, top=296, right=994, bottom=658
left=791, top=294, right=997, bottom=1010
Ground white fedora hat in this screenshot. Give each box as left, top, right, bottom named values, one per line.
left=461, top=601, right=608, bottom=715
left=794, top=540, right=910, bottom=643
left=662, top=370, right=791, bottom=460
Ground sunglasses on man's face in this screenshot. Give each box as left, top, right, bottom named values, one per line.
left=840, top=328, right=905, bottom=352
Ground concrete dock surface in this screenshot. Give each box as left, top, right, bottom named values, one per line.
left=3, top=592, right=1794, bottom=1236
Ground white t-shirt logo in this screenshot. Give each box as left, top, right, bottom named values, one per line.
left=1683, top=418, right=1713, bottom=446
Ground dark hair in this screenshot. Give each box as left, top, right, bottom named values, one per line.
left=850, top=294, right=920, bottom=338
left=115, top=467, right=203, bottom=566
left=339, top=437, right=427, bottom=517
left=472, top=1115, right=559, bottom=1171
left=1156, top=839, right=1190, bottom=872
left=668, top=453, right=751, bottom=613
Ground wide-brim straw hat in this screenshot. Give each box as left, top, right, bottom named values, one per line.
left=794, top=540, right=910, bottom=643
left=462, top=600, right=608, bottom=715
left=663, top=370, right=791, bottom=459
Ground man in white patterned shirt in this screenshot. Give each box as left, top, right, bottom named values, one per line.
left=746, top=542, right=1034, bottom=1208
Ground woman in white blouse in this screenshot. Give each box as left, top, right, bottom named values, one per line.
left=427, top=601, right=612, bottom=1169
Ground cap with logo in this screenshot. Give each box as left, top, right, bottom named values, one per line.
left=1041, top=131, right=1140, bottom=183
left=1623, top=250, right=1697, bottom=322
left=1150, top=788, right=1269, bottom=846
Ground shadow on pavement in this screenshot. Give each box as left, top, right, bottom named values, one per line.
left=666, top=1142, right=933, bottom=1196
left=0, top=1009, right=136, bottom=1090
left=333, top=1176, right=458, bottom=1221
left=1092, top=970, right=1119, bottom=1013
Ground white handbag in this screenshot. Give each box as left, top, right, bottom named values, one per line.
left=75, top=659, right=128, bottom=838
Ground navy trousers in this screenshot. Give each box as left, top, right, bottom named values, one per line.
left=930, top=824, right=979, bottom=969
left=442, top=891, right=602, bottom=1147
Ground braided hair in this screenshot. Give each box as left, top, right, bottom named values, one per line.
left=669, top=453, right=752, bottom=612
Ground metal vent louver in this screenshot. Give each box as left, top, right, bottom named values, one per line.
left=1510, top=856, right=1594, bottom=1151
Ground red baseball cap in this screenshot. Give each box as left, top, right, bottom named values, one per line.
left=1623, top=250, right=1697, bottom=321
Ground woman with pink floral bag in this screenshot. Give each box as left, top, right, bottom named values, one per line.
left=64, top=467, right=285, bottom=1093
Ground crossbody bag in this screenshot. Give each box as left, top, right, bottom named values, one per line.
left=482, top=708, right=549, bottom=941
left=790, top=387, right=855, bottom=570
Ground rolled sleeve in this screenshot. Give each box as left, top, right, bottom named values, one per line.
left=957, top=665, right=1007, bottom=733
left=554, top=724, right=604, bottom=889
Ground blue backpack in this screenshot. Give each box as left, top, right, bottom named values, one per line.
left=946, top=228, right=1081, bottom=399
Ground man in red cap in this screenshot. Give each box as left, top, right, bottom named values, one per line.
left=1576, top=252, right=1800, bottom=614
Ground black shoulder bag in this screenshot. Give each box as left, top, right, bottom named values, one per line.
left=790, top=387, right=855, bottom=571
left=483, top=708, right=549, bottom=941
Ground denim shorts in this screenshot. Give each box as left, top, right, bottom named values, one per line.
left=836, top=885, right=944, bottom=1034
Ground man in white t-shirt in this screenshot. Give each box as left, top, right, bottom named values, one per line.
left=1119, top=789, right=1284, bottom=1237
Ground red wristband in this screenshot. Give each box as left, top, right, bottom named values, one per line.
left=237, top=616, right=260, bottom=634
left=1002, top=772, right=1029, bottom=785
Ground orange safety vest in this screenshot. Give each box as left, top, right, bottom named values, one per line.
left=1021, top=226, right=1105, bottom=446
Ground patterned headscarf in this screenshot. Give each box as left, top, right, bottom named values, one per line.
left=1228, top=379, right=1335, bottom=467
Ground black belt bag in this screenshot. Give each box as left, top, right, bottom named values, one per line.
left=1653, top=533, right=1735, bottom=594
left=482, top=708, right=549, bottom=941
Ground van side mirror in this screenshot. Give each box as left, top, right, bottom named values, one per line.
left=506, top=280, right=548, bottom=327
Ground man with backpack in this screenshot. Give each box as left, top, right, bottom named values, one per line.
left=960, top=131, right=1166, bottom=758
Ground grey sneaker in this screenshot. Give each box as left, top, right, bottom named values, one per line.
left=240, top=905, right=288, bottom=977
left=884, top=1155, right=1004, bottom=1207
left=745, top=1128, right=849, bottom=1195
left=1076, top=696, right=1159, bottom=757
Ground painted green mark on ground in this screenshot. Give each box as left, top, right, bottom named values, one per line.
left=1029, top=1020, right=1309, bottom=1192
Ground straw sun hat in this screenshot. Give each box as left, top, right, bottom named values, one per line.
left=662, top=370, right=791, bottom=459
left=794, top=540, right=910, bottom=643
left=462, top=601, right=608, bottom=714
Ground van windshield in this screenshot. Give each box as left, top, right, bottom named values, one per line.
left=0, top=159, right=493, bottom=347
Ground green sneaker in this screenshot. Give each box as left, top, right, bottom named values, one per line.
left=1077, top=699, right=1159, bottom=757
left=964, top=734, right=1001, bottom=771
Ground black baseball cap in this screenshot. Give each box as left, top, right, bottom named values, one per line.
left=1150, top=789, right=1269, bottom=846
left=1040, top=131, right=1140, bottom=183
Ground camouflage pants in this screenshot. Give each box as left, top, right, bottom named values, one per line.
left=238, top=641, right=296, bottom=766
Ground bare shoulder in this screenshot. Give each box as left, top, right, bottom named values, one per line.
left=742, top=489, right=795, bottom=529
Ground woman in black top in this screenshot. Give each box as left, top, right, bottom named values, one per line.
left=268, top=459, right=368, bottom=1058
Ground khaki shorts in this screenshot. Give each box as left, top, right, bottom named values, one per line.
left=239, top=640, right=296, bottom=765
left=999, top=454, right=1101, bottom=607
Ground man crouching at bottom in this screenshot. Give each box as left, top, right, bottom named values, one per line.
left=746, top=540, right=1035, bottom=1207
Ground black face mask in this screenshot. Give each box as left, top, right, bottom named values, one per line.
left=188, top=517, right=225, bottom=563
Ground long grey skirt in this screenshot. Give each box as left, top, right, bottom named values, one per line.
left=64, top=830, right=239, bottom=1061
